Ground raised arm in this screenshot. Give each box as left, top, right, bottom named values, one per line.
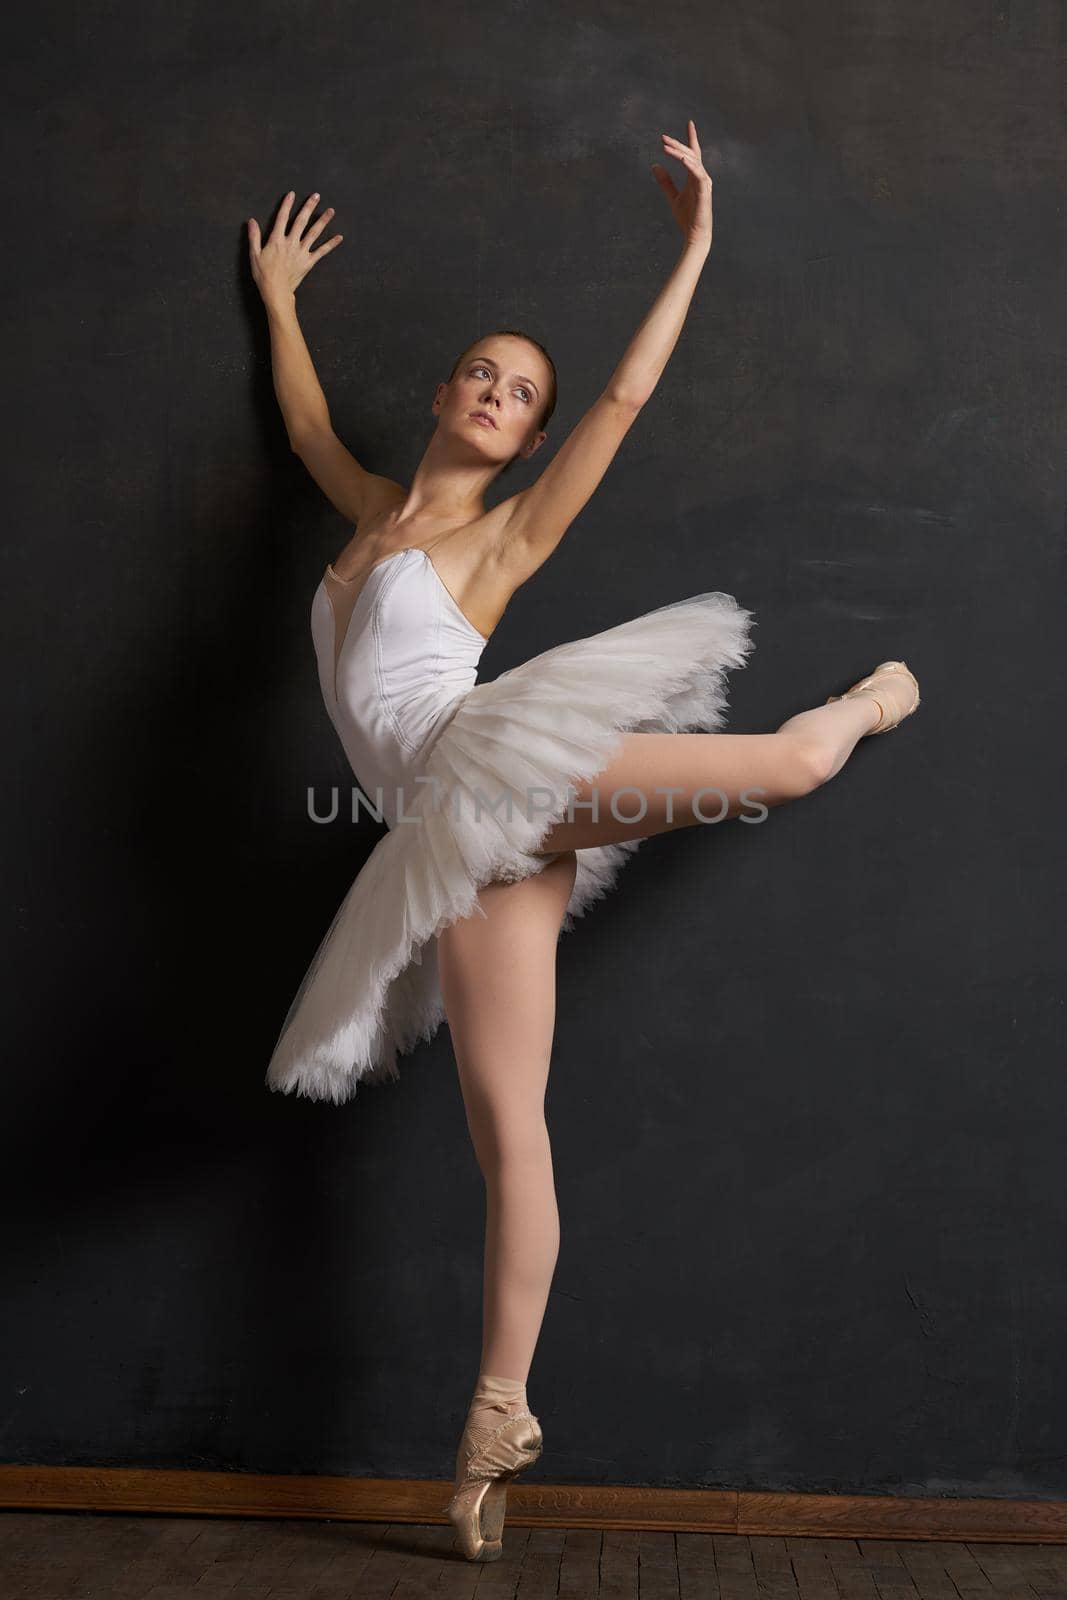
left=248, top=190, right=398, bottom=525
left=500, top=121, right=715, bottom=584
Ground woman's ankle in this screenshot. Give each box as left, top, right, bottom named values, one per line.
left=469, top=1371, right=528, bottom=1413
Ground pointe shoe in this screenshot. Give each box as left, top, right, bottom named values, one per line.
left=826, top=659, right=920, bottom=734
left=444, top=1396, right=543, bottom=1562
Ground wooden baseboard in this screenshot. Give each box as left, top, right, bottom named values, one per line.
left=1, top=1467, right=1064, bottom=1543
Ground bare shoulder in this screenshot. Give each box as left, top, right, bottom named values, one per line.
left=334, top=479, right=408, bottom=556
left=292, top=425, right=407, bottom=529
left=328, top=491, right=534, bottom=641
left=360, top=474, right=408, bottom=525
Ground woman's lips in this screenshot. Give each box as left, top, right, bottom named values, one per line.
left=470, top=413, right=497, bottom=429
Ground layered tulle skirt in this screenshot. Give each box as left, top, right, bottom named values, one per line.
left=266, top=588, right=756, bottom=1104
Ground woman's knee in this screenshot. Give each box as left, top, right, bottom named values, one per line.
left=777, top=733, right=834, bottom=796
left=469, top=1106, right=552, bottom=1178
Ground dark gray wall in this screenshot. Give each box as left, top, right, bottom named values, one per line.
left=4, top=0, right=1065, bottom=1502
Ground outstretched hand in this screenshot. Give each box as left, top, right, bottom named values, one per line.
left=247, top=190, right=344, bottom=304
left=651, top=120, right=713, bottom=250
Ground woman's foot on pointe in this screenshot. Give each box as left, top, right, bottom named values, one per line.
left=444, top=1373, right=543, bottom=1562
left=826, top=660, right=920, bottom=734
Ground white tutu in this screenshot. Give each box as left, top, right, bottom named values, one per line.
left=266, top=588, right=756, bottom=1103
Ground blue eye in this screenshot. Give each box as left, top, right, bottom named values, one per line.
left=473, top=364, right=530, bottom=402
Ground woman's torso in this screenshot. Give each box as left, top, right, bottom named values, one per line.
left=312, top=507, right=512, bottom=827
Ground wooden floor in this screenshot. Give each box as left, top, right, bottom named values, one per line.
left=2, top=1513, right=1067, bottom=1599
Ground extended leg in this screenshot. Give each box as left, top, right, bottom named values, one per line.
left=533, top=693, right=880, bottom=854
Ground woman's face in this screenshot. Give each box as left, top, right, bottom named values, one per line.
left=435, top=337, right=550, bottom=466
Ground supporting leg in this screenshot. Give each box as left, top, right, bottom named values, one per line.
left=437, top=854, right=577, bottom=1555
left=437, top=850, right=579, bottom=1384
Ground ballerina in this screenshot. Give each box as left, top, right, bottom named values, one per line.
left=247, top=118, right=920, bottom=1562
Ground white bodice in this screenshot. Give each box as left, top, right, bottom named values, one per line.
left=311, top=547, right=488, bottom=828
